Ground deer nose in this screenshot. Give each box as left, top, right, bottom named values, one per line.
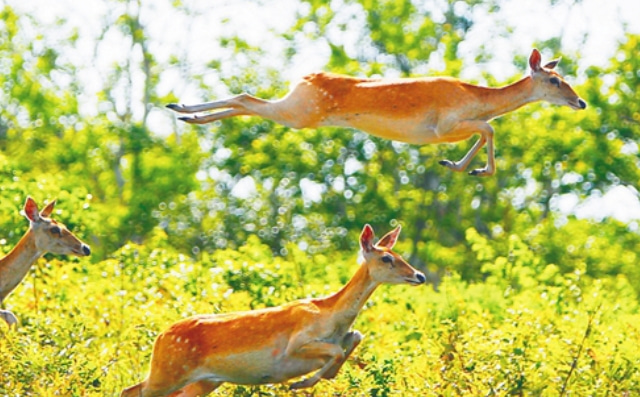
left=82, top=244, right=91, bottom=256
left=415, top=272, right=426, bottom=284
left=578, top=98, right=587, bottom=109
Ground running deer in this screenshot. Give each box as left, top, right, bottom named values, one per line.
left=121, top=224, right=425, bottom=397
left=0, top=197, right=91, bottom=327
left=167, top=49, right=586, bottom=176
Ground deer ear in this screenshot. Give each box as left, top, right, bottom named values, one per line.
left=529, top=48, right=542, bottom=72
left=24, top=197, right=40, bottom=223
left=544, top=58, right=560, bottom=69
left=360, top=224, right=375, bottom=253
left=376, top=225, right=401, bottom=249
left=40, top=199, right=56, bottom=218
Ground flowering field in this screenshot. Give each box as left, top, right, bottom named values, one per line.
left=2, top=234, right=638, bottom=396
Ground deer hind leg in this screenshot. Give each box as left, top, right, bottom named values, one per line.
left=175, top=109, right=248, bottom=125
left=121, top=358, right=201, bottom=397
left=167, top=94, right=272, bottom=125
left=121, top=377, right=213, bottom=397
left=167, top=380, right=223, bottom=397
left=0, top=309, right=18, bottom=328
left=120, top=381, right=151, bottom=397
left=168, top=79, right=325, bottom=129
left=438, top=121, right=495, bottom=176
left=121, top=378, right=177, bottom=397
left=322, top=331, right=363, bottom=380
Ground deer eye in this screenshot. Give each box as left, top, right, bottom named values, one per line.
left=549, top=77, right=561, bottom=88
left=50, top=225, right=62, bottom=235
left=381, top=255, right=393, bottom=264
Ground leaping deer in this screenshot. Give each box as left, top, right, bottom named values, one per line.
left=121, top=224, right=425, bottom=397
left=167, top=49, right=586, bottom=176
left=0, top=197, right=91, bottom=328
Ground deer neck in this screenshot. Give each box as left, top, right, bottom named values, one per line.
left=318, top=263, right=379, bottom=328
left=0, top=229, right=43, bottom=302
left=479, top=76, right=538, bottom=120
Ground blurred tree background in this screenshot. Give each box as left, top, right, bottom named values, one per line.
left=1, top=0, right=639, bottom=293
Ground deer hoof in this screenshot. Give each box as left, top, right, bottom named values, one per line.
left=439, top=159, right=468, bottom=173
left=289, top=378, right=316, bottom=390
left=468, top=168, right=492, bottom=177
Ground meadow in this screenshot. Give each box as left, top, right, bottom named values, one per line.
left=2, top=1, right=640, bottom=396
left=2, top=230, right=639, bottom=396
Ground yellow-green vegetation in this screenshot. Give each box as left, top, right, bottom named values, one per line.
left=1, top=232, right=638, bottom=396
left=2, top=1, right=640, bottom=396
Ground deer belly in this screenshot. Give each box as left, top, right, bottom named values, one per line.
left=319, top=113, right=440, bottom=145
left=201, top=349, right=325, bottom=385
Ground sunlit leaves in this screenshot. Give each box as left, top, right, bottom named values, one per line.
left=0, top=1, right=638, bottom=395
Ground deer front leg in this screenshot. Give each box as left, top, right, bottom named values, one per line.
left=322, top=331, right=363, bottom=380
left=288, top=341, right=346, bottom=390
left=438, top=121, right=495, bottom=176
left=468, top=128, right=495, bottom=176
left=0, top=309, right=18, bottom=328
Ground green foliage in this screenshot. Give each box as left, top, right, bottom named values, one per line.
left=1, top=236, right=639, bottom=395
left=1, top=1, right=640, bottom=396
